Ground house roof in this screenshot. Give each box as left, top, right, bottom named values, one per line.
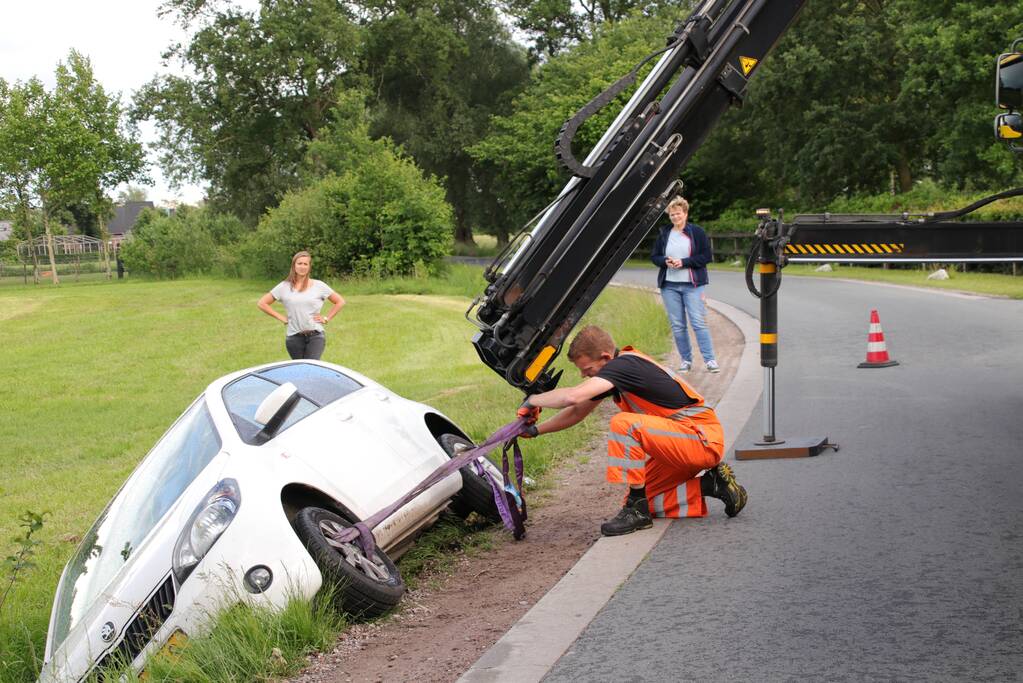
left=107, top=202, right=155, bottom=236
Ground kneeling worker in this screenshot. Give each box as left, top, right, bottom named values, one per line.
left=519, top=325, right=747, bottom=536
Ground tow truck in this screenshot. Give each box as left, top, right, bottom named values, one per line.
left=466, top=0, right=1023, bottom=397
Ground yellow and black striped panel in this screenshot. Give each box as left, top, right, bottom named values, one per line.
left=785, top=243, right=905, bottom=255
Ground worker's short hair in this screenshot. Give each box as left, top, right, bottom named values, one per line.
left=665, top=196, right=690, bottom=213
left=568, top=325, right=615, bottom=361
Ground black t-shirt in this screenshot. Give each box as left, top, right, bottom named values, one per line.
left=595, top=353, right=697, bottom=409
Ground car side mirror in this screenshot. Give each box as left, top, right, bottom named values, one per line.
left=996, top=49, right=1023, bottom=111
left=995, top=112, right=1023, bottom=152
left=255, top=382, right=300, bottom=440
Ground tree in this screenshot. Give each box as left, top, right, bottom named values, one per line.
left=0, top=53, right=144, bottom=282
left=470, top=11, right=670, bottom=229
left=0, top=78, right=47, bottom=250
left=502, top=0, right=683, bottom=61
left=244, top=96, right=453, bottom=277
left=717, top=0, right=1023, bottom=206
left=134, top=0, right=362, bottom=224
left=354, top=0, right=530, bottom=244
left=42, top=52, right=147, bottom=238
left=116, top=186, right=149, bottom=203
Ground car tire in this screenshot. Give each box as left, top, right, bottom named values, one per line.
left=439, top=434, right=503, bottom=524
left=294, top=506, right=404, bottom=617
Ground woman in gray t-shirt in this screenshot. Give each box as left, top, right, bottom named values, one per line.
left=257, top=251, right=346, bottom=360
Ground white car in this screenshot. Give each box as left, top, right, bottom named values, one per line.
left=38, top=360, right=501, bottom=682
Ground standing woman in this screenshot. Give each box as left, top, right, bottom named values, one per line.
left=258, top=251, right=345, bottom=360
left=651, top=197, right=719, bottom=373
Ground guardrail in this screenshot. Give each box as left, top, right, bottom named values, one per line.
left=707, top=231, right=754, bottom=260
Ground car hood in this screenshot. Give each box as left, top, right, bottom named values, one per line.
left=47, top=397, right=225, bottom=659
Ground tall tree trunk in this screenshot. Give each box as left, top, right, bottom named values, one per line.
left=896, top=153, right=912, bottom=193
left=99, top=220, right=112, bottom=279
left=494, top=225, right=509, bottom=246
left=31, top=245, right=39, bottom=285
left=448, top=180, right=474, bottom=245
left=453, top=205, right=473, bottom=244
left=44, top=212, right=60, bottom=285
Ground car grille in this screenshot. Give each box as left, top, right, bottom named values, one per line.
left=91, top=575, right=176, bottom=680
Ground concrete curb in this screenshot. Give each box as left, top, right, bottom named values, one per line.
left=458, top=296, right=762, bottom=683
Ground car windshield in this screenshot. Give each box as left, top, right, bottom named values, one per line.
left=222, top=363, right=363, bottom=443
left=50, top=399, right=222, bottom=652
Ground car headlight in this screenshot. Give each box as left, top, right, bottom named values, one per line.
left=173, top=479, right=241, bottom=584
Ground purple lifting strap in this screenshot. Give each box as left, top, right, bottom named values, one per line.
left=331, top=418, right=531, bottom=557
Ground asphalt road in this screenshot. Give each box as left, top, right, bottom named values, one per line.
left=544, top=268, right=1023, bottom=681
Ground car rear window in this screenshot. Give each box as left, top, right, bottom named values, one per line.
left=259, top=363, right=363, bottom=405
left=222, top=363, right=363, bottom=443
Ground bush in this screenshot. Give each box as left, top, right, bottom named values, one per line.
left=118, top=207, right=249, bottom=279
left=242, top=151, right=452, bottom=279
left=119, top=209, right=216, bottom=278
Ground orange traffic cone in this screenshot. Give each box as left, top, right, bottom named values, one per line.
left=857, top=309, right=899, bottom=368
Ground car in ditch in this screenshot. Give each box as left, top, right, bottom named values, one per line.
left=37, top=359, right=500, bottom=682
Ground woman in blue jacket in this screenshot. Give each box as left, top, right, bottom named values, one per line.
left=651, top=197, right=719, bottom=373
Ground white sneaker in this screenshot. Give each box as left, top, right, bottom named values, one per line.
left=706, top=360, right=721, bottom=373
left=679, top=360, right=692, bottom=373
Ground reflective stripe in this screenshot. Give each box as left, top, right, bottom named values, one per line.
left=607, top=455, right=646, bottom=470
left=674, top=484, right=687, bottom=515
left=669, top=405, right=711, bottom=419
left=608, top=431, right=641, bottom=448
left=620, top=393, right=645, bottom=415
left=642, top=427, right=702, bottom=441
left=651, top=492, right=666, bottom=517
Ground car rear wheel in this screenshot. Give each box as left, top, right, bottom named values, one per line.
left=294, top=506, right=404, bottom=617
left=439, top=434, right=502, bottom=524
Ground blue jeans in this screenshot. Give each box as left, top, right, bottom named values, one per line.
left=660, top=281, right=716, bottom=364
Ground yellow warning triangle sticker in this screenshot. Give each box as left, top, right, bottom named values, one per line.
left=740, top=56, right=758, bottom=76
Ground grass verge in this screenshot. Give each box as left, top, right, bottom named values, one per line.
left=0, top=264, right=669, bottom=682
left=708, top=262, right=1023, bottom=299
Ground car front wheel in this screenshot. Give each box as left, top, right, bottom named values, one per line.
left=294, top=506, right=404, bottom=617
left=439, top=434, right=503, bottom=524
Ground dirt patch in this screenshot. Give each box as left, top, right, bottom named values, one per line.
left=292, top=305, right=744, bottom=683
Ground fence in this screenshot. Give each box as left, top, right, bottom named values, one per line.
left=708, top=231, right=755, bottom=261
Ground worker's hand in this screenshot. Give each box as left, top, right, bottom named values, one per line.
left=516, top=398, right=541, bottom=425
left=519, top=424, right=539, bottom=439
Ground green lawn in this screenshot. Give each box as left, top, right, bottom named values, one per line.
left=0, top=267, right=669, bottom=682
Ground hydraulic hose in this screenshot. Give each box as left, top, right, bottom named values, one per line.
left=744, top=234, right=783, bottom=299
left=921, top=186, right=1023, bottom=223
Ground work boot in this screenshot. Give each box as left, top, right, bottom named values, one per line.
left=701, top=463, right=747, bottom=518
left=600, top=497, right=653, bottom=536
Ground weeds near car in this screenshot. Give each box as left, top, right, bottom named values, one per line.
left=95, top=588, right=347, bottom=683
left=0, top=512, right=48, bottom=615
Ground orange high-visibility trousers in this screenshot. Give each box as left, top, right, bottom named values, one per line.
left=606, top=411, right=723, bottom=518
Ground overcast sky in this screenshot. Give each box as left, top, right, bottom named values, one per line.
left=1, top=1, right=258, bottom=206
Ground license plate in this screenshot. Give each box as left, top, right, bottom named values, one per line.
left=140, top=630, right=188, bottom=679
